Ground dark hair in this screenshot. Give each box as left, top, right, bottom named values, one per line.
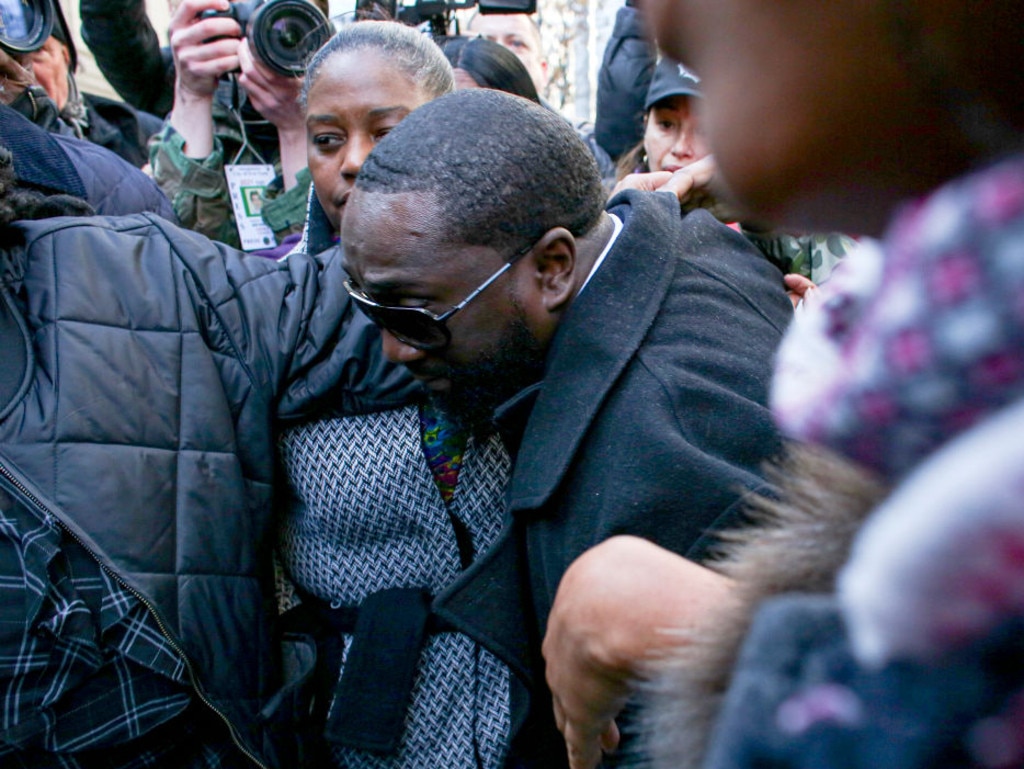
left=442, top=36, right=540, bottom=104
left=301, top=21, right=454, bottom=110
left=614, top=138, right=648, bottom=183
left=356, top=89, right=606, bottom=253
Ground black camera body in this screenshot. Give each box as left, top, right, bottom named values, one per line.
left=199, top=0, right=331, bottom=77
left=357, top=0, right=536, bottom=41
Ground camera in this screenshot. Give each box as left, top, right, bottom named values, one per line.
left=199, top=0, right=332, bottom=77
left=0, top=0, right=78, bottom=70
left=357, top=0, right=536, bottom=41
left=0, top=0, right=53, bottom=56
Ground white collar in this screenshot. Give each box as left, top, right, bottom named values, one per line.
left=578, top=213, right=623, bottom=295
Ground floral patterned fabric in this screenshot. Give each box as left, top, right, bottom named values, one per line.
left=708, top=153, right=1024, bottom=769
left=772, top=153, right=1024, bottom=483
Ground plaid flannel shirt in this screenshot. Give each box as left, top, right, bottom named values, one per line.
left=0, top=486, right=240, bottom=768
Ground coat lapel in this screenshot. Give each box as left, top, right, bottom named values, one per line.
left=507, top=191, right=680, bottom=512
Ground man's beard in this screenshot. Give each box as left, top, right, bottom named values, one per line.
left=431, top=300, right=546, bottom=435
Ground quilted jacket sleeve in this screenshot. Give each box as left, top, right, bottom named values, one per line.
left=147, top=213, right=418, bottom=418
left=12, top=213, right=416, bottom=421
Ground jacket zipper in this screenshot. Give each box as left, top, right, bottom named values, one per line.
left=0, top=460, right=270, bottom=769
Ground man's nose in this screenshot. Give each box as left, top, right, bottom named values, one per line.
left=381, top=329, right=427, bottom=364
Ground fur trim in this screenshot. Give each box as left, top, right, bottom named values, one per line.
left=640, top=443, right=888, bottom=769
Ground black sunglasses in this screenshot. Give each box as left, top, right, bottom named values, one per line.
left=344, top=239, right=536, bottom=351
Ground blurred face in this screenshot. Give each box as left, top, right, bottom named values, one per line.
left=342, top=189, right=546, bottom=428
left=25, top=37, right=70, bottom=110
left=305, top=50, right=434, bottom=233
left=639, top=0, right=967, bottom=235
left=468, top=13, right=548, bottom=95
left=643, top=95, right=709, bottom=173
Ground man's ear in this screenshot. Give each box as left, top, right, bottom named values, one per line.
left=528, top=227, right=577, bottom=313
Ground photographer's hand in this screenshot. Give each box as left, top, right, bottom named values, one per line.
left=237, top=39, right=305, bottom=189
left=168, top=0, right=242, bottom=157
left=0, top=48, right=37, bottom=107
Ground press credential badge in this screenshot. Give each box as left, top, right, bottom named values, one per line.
left=226, top=164, right=276, bottom=251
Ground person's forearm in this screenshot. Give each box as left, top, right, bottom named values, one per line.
left=543, top=536, right=739, bottom=769
left=594, top=4, right=657, bottom=161
left=276, top=127, right=306, bottom=191
left=80, top=0, right=170, bottom=113
left=169, top=89, right=216, bottom=158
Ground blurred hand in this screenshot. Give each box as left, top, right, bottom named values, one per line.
left=237, top=39, right=303, bottom=133
left=0, top=48, right=37, bottom=106
left=169, top=0, right=243, bottom=100
left=785, top=272, right=821, bottom=310
left=543, top=536, right=736, bottom=769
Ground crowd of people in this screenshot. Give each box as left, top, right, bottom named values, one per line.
left=0, top=0, right=1021, bottom=767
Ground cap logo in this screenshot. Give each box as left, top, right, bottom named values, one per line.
left=678, top=63, right=700, bottom=83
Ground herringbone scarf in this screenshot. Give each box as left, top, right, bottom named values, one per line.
left=277, top=405, right=511, bottom=768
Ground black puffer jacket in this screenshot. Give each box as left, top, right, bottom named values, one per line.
left=0, top=213, right=416, bottom=765
left=55, top=132, right=177, bottom=219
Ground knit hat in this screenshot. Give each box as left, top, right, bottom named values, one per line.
left=644, top=57, right=702, bottom=111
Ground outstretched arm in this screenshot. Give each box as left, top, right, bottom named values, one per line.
left=542, top=536, right=736, bottom=769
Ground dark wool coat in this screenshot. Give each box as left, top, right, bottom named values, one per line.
left=436, top=191, right=794, bottom=767
left=0, top=213, right=415, bottom=766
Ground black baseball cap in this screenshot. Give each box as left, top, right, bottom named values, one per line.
left=644, top=57, right=702, bottom=111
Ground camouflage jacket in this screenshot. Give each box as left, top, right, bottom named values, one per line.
left=742, top=228, right=855, bottom=284
left=149, top=99, right=310, bottom=249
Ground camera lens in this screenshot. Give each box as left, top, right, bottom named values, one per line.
left=0, top=0, right=55, bottom=55
left=249, top=0, right=330, bottom=77
left=271, top=16, right=305, bottom=51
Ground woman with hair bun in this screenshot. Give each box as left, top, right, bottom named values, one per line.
left=442, top=35, right=541, bottom=104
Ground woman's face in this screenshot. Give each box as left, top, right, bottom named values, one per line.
left=305, top=50, right=434, bottom=233
left=643, top=95, right=709, bottom=174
